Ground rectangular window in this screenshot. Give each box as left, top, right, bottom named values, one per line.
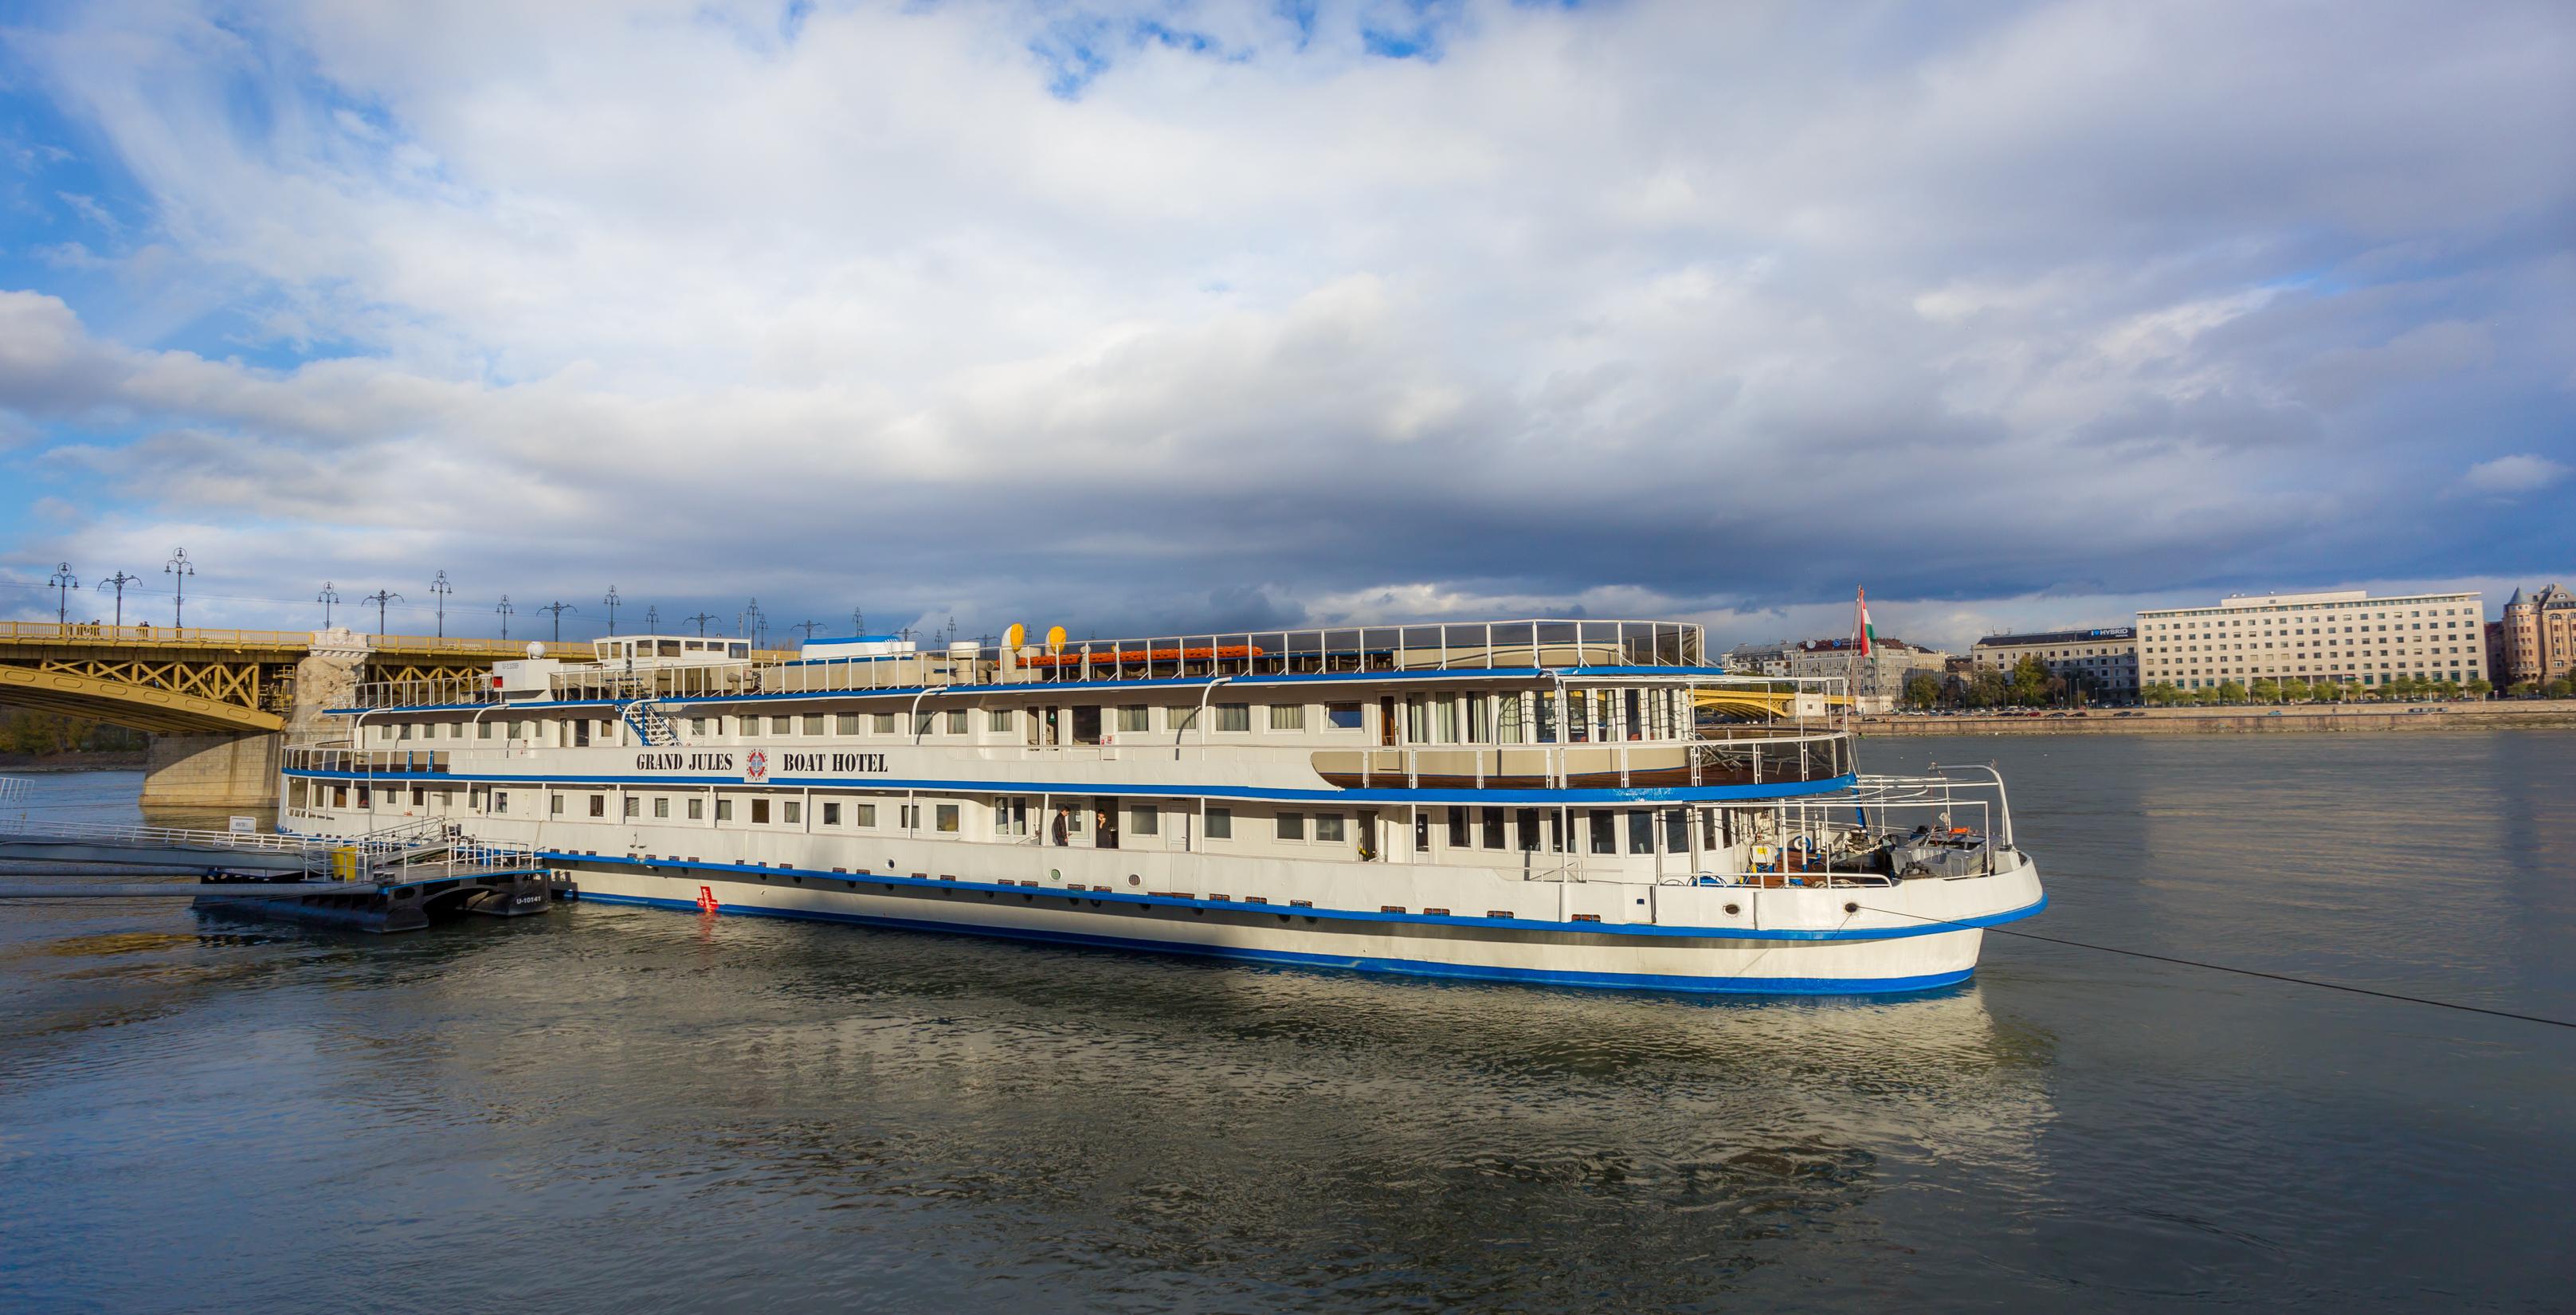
left=1268, top=704, right=1306, bottom=731
left=989, top=709, right=1014, bottom=732
left=1326, top=703, right=1364, bottom=730
left=623, top=796, right=638, bottom=818
left=1131, top=807, right=1159, bottom=835
left=1589, top=811, right=1616, bottom=854
left=492, top=790, right=507, bottom=815
left=914, top=712, right=936, bottom=736
left=901, top=803, right=919, bottom=830
left=690, top=717, right=708, bottom=736
left=478, top=721, right=493, bottom=740
left=688, top=798, right=704, bottom=820
left=1447, top=806, right=1469, bottom=847
left=821, top=801, right=841, bottom=826
left=947, top=709, right=970, bottom=734
left=1480, top=807, right=1504, bottom=849
left=716, top=799, right=733, bottom=822
left=1316, top=814, right=1346, bottom=842
left=739, top=716, right=757, bottom=738
left=802, top=715, right=824, bottom=734
left=1216, top=703, right=1250, bottom=732
left=751, top=799, right=770, bottom=824
left=1205, top=807, right=1232, bottom=839
left=1276, top=812, right=1305, bottom=840
left=653, top=797, right=670, bottom=819
left=836, top=713, right=860, bottom=734
left=551, top=794, right=564, bottom=816
left=1117, top=706, right=1151, bottom=732
left=1628, top=811, right=1654, bottom=854
left=774, top=716, right=795, bottom=735
left=872, top=712, right=896, bottom=733
left=1515, top=807, right=1541, bottom=850
left=784, top=801, right=802, bottom=824
left=936, top=804, right=959, bottom=833
left=855, top=803, right=877, bottom=828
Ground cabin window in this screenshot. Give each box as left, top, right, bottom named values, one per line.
left=803, top=715, right=825, bottom=735
left=1435, top=699, right=1458, bottom=743
left=1664, top=809, right=1689, bottom=854
left=900, top=804, right=919, bottom=830
left=492, top=791, right=507, bottom=814
left=1516, top=807, right=1542, bottom=850
left=751, top=799, right=770, bottom=824
left=1216, top=703, right=1250, bottom=732
left=1205, top=807, right=1232, bottom=839
left=1480, top=808, right=1505, bottom=849
left=1468, top=696, right=1490, bottom=744
left=728, top=643, right=750, bottom=658
left=478, top=721, right=493, bottom=739
left=589, top=795, right=606, bottom=818
left=623, top=796, right=639, bottom=818
left=914, top=711, right=937, bottom=736
left=872, top=712, right=895, bottom=733
left=784, top=801, right=802, bottom=824
left=1315, top=814, right=1346, bottom=842
left=1116, top=706, right=1151, bottom=733
left=854, top=803, right=876, bottom=828
left=988, top=709, right=1014, bottom=732
left=1268, top=704, right=1305, bottom=732
left=653, top=797, right=670, bottom=819
left=738, top=716, right=756, bottom=738
left=1589, top=812, right=1616, bottom=854
left=773, top=716, right=794, bottom=735
left=688, top=798, right=704, bottom=820
left=1131, top=807, right=1159, bottom=836
left=1326, top=703, right=1363, bottom=730
left=1628, top=811, right=1653, bottom=854
left=935, top=804, right=959, bottom=834
left=1276, top=812, right=1305, bottom=840
left=716, top=799, right=733, bottom=822
left=658, top=641, right=681, bottom=657
left=399, top=724, right=413, bottom=740
left=1500, top=695, right=1525, bottom=744
left=1414, top=811, right=1429, bottom=850
left=836, top=714, right=860, bottom=734
left=947, top=710, right=969, bottom=734
left=1447, top=807, right=1469, bottom=848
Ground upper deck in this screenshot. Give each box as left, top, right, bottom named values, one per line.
left=347, top=618, right=1723, bottom=710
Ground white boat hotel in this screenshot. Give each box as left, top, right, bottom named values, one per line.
left=279, top=619, right=2045, bottom=993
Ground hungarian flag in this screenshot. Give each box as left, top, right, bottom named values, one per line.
left=1853, top=587, right=1875, bottom=655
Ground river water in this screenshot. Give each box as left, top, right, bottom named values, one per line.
left=2, top=734, right=2570, bottom=1313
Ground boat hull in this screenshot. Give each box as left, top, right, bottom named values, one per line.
left=556, top=858, right=2040, bottom=995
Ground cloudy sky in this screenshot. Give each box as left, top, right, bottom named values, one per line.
left=1, top=0, right=2569, bottom=651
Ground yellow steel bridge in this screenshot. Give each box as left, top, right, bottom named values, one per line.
left=0, top=622, right=538, bottom=734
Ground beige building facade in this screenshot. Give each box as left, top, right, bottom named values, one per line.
left=1970, top=627, right=2139, bottom=701
left=2496, top=583, right=2576, bottom=686
left=2136, top=589, right=2486, bottom=691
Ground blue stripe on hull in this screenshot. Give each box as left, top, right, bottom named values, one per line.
left=570, top=889, right=1976, bottom=996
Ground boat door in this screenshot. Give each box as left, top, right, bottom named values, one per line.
left=1379, top=697, right=1397, bottom=746
left=574, top=720, right=591, bottom=748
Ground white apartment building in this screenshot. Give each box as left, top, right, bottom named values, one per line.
left=2136, top=589, right=2487, bottom=691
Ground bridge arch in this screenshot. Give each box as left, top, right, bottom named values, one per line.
left=0, top=663, right=282, bottom=734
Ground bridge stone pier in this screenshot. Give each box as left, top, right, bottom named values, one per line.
left=0, top=622, right=525, bottom=815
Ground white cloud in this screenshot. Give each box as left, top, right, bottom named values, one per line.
left=0, top=0, right=2568, bottom=637
left=2460, top=453, right=2570, bottom=497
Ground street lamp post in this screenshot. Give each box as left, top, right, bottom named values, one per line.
left=318, top=580, right=340, bottom=628
left=363, top=589, right=402, bottom=637
left=540, top=601, right=577, bottom=643
left=851, top=607, right=865, bottom=636
left=163, top=549, right=193, bottom=628
left=430, top=571, right=453, bottom=638
left=644, top=604, right=660, bottom=631
left=96, top=571, right=140, bottom=627
left=496, top=595, right=515, bottom=641
left=47, top=563, right=77, bottom=625
left=602, top=586, right=621, bottom=636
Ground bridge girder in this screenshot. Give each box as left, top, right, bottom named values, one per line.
left=0, top=663, right=284, bottom=733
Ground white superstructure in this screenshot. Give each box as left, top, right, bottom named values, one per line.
left=278, top=619, right=2044, bottom=994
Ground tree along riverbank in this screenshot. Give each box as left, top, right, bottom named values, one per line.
left=1859, top=701, right=2576, bottom=736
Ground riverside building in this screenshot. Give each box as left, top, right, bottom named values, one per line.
left=2135, top=589, right=2488, bottom=691
left=1968, top=627, right=2139, bottom=701
left=2496, top=584, right=2576, bottom=686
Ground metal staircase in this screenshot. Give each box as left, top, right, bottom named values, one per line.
left=621, top=699, right=682, bottom=747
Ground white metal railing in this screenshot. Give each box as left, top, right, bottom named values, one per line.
left=0, top=817, right=331, bottom=854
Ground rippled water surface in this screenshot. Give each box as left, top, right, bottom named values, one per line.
left=3, top=735, right=2571, bottom=1313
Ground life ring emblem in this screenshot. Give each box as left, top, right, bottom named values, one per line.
left=743, top=750, right=769, bottom=782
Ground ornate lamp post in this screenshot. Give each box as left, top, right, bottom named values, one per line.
left=430, top=570, right=453, bottom=637
left=164, top=549, right=194, bottom=628
left=47, top=563, right=77, bottom=625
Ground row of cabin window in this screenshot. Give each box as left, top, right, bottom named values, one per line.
left=370, top=687, right=1692, bottom=746
left=300, top=783, right=1721, bottom=858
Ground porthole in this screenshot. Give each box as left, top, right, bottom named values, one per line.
left=1724, top=903, right=1741, bottom=916
left=1127, top=874, right=1140, bottom=886
left=1844, top=901, right=1859, bottom=914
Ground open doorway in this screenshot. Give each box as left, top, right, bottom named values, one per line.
left=1092, top=796, right=1120, bottom=849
